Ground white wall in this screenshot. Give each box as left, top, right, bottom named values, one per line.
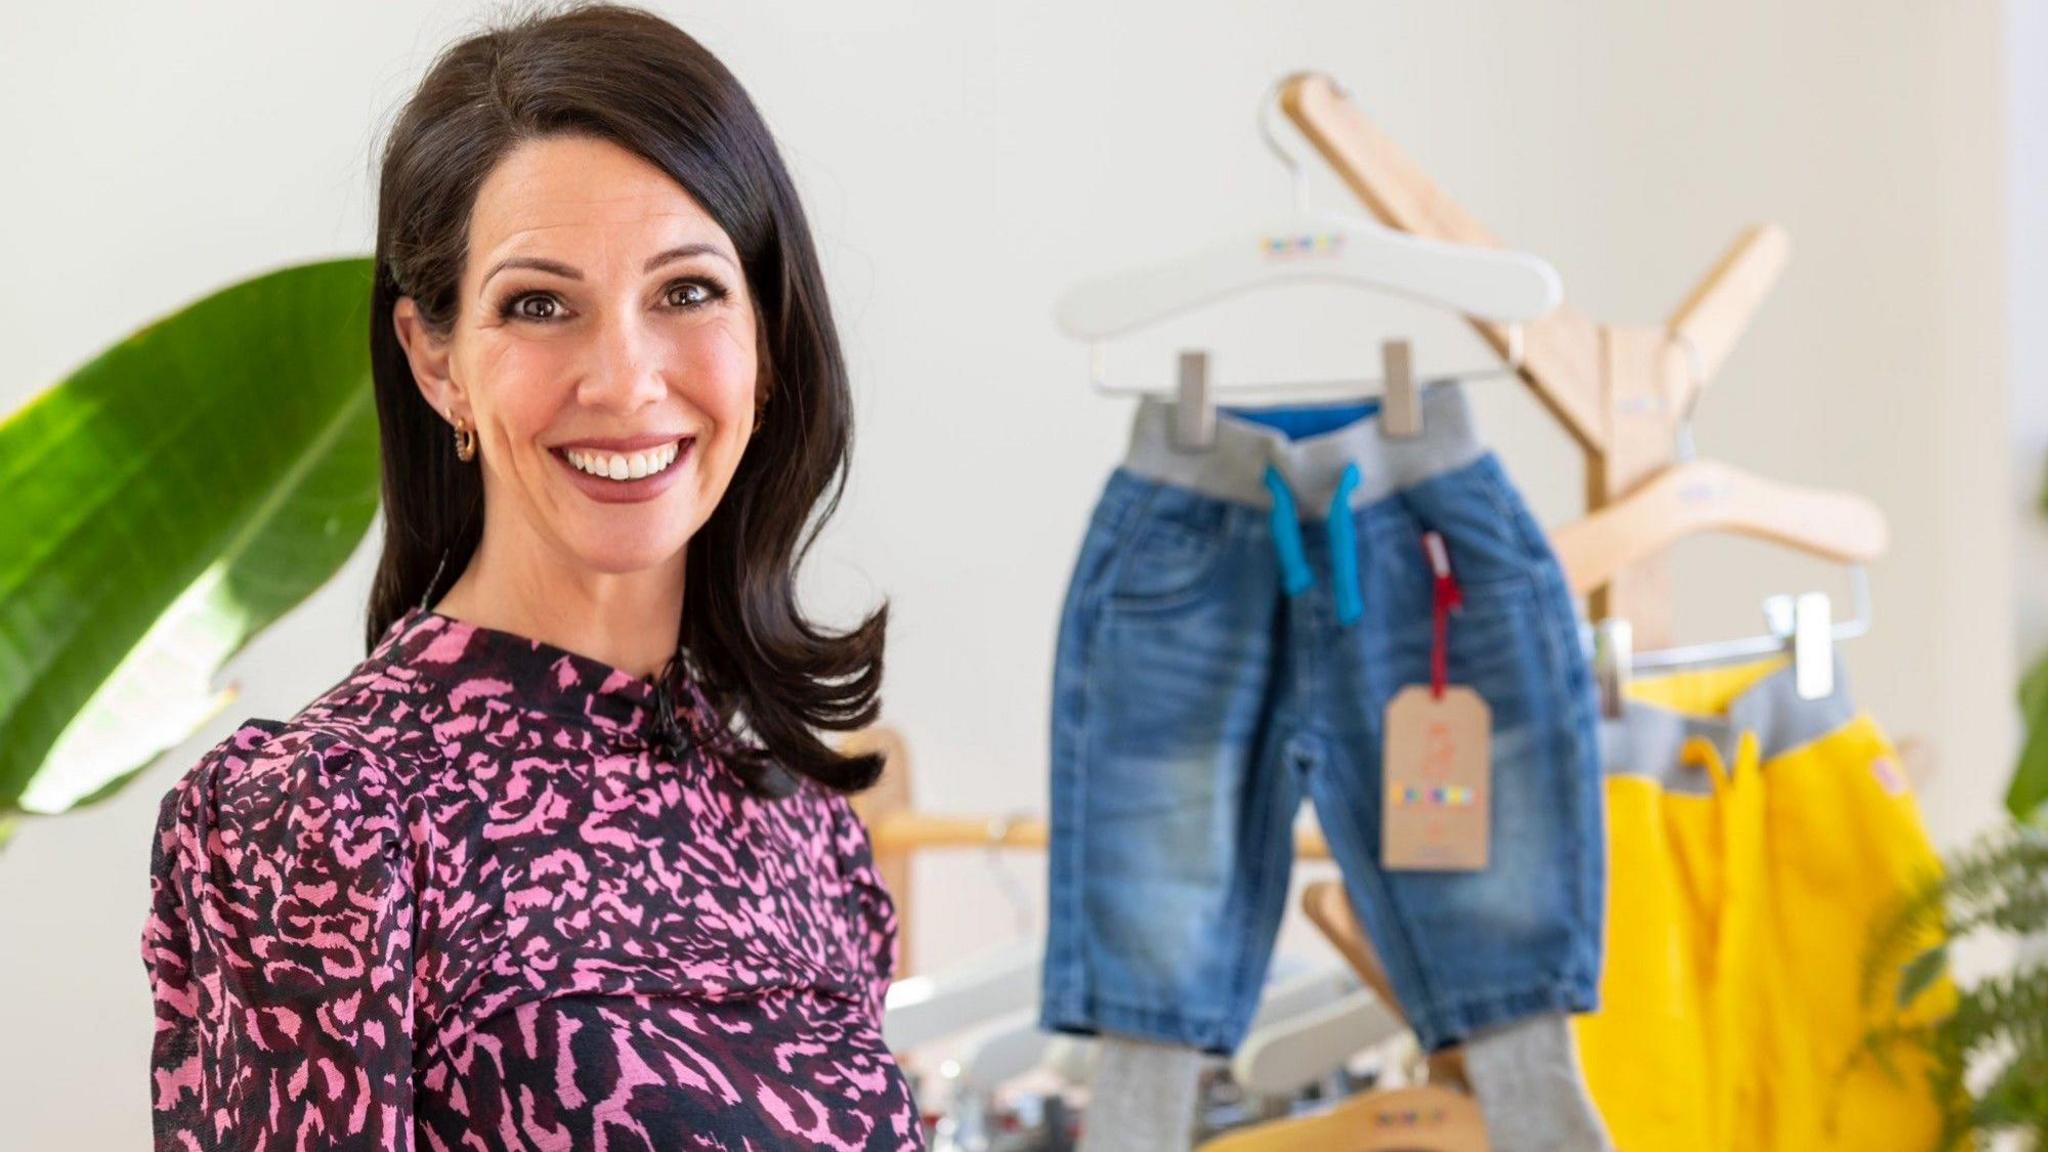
left=0, top=2, right=2023, bottom=1146
left=2012, top=1, right=2048, bottom=662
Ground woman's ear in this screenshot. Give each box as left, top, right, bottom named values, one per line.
left=392, top=296, right=461, bottom=417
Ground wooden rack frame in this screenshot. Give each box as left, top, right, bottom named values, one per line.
left=1280, top=71, right=1788, bottom=648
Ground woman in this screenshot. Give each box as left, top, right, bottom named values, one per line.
left=141, top=4, right=919, bottom=1148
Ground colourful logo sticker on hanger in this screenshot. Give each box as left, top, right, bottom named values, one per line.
left=1259, top=232, right=1346, bottom=260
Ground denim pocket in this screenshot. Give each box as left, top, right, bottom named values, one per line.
left=1376, top=542, right=1555, bottom=732
left=1441, top=569, right=1546, bottom=693
left=1103, top=486, right=1237, bottom=614
left=1365, top=456, right=1548, bottom=599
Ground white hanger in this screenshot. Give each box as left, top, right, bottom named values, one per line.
left=1232, top=982, right=1405, bottom=1102
left=883, top=942, right=1042, bottom=1053
left=1054, top=74, right=1562, bottom=403
left=915, top=953, right=1365, bottom=1139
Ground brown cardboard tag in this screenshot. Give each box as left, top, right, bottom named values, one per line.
left=1383, top=684, right=1491, bottom=871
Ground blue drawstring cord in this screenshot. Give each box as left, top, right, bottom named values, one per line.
left=1263, top=462, right=1365, bottom=625
left=1263, top=464, right=1315, bottom=596
left=1328, top=463, right=1363, bottom=626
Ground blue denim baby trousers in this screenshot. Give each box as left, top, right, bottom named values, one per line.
left=1040, top=382, right=1604, bottom=1055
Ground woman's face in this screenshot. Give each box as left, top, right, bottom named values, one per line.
left=393, top=133, right=759, bottom=580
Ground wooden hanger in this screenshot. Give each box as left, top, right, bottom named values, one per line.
left=1549, top=456, right=1890, bottom=598
left=1544, top=340, right=1888, bottom=702
left=1279, top=71, right=1792, bottom=649
left=1196, top=881, right=1489, bottom=1152
left=1197, top=1082, right=1486, bottom=1152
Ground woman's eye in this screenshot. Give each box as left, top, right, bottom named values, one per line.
left=666, top=279, right=724, bottom=308
left=502, top=293, right=559, bottom=322
left=499, top=279, right=723, bottom=323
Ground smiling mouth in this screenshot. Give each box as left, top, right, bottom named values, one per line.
left=553, top=438, right=693, bottom=481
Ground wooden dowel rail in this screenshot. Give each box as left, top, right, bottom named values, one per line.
left=868, top=811, right=1331, bottom=861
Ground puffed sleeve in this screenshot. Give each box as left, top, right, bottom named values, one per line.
left=827, top=794, right=900, bottom=1021
left=143, top=721, right=418, bottom=1151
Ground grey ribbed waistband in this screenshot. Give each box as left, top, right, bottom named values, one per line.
left=1600, top=652, right=1858, bottom=795
left=1120, top=380, right=1488, bottom=515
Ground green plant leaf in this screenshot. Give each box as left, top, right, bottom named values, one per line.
left=0, top=257, right=380, bottom=818
left=1898, top=943, right=1952, bottom=1009
left=2008, top=653, right=2048, bottom=823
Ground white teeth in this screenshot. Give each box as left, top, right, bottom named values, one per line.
left=566, top=439, right=681, bottom=481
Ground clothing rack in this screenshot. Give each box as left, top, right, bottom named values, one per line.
left=858, top=81, right=1926, bottom=1099
left=859, top=71, right=1796, bottom=968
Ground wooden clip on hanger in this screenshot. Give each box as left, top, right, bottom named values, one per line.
left=1380, top=339, right=1419, bottom=439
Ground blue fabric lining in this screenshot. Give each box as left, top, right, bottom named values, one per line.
left=1223, top=400, right=1381, bottom=441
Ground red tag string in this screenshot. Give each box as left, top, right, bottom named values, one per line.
left=1423, top=531, right=1463, bottom=699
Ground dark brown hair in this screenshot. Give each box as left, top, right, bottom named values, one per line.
left=366, top=1, right=885, bottom=798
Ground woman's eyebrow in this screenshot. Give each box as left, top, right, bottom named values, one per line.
left=642, top=242, right=735, bottom=273
left=481, top=242, right=735, bottom=289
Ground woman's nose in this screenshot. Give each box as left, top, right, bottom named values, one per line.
left=579, top=311, right=670, bottom=411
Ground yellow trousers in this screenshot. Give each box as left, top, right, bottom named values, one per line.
left=1573, top=658, right=1956, bottom=1151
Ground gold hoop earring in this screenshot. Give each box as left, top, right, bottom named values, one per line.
left=453, top=415, right=477, bottom=462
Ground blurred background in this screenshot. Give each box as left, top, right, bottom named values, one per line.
left=2, top=1, right=2040, bottom=1146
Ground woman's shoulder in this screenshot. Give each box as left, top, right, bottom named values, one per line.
left=153, top=704, right=419, bottom=885
left=175, top=710, right=392, bottom=790
left=183, top=647, right=429, bottom=784
left=166, top=621, right=448, bottom=808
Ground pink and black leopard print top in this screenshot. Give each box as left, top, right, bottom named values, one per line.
left=142, top=604, right=922, bottom=1150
